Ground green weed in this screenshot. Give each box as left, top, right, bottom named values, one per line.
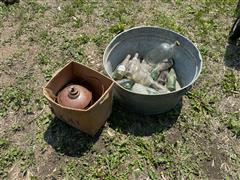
left=72, top=17, right=83, bottom=28
left=152, top=11, right=185, bottom=33
left=221, top=70, right=239, bottom=94
left=35, top=52, right=62, bottom=80
left=0, top=138, right=9, bottom=148
left=0, top=2, right=18, bottom=27
left=56, top=0, right=96, bottom=26
left=60, top=35, right=87, bottom=62
left=0, top=86, right=34, bottom=117
left=15, top=1, right=48, bottom=37
left=19, top=147, right=36, bottom=175
left=227, top=112, right=240, bottom=137
left=62, top=160, right=80, bottom=178
left=72, top=0, right=97, bottom=15
left=187, top=90, right=216, bottom=114
left=37, top=30, right=54, bottom=46
left=10, top=123, right=24, bottom=132
left=36, top=113, right=52, bottom=129
left=92, top=33, right=111, bottom=47
left=0, top=147, right=23, bottom=177
left=109, top=23, right=125, bottom=34
left=148, top=169, right=158, bottom=180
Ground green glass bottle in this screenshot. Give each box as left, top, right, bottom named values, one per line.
left=150, top=58, right=173, bottom=80
left=116, top=79, right=135, bottom=90
left=166, top=68, right=177, bottom=91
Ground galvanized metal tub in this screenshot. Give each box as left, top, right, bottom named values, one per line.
left=103, top=26, right=202, bottom=114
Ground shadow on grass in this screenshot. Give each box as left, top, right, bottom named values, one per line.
left=44, top=99, right=182, bottom=154
left=225, top=0, right=240, bottom=70
left=224, top=44, right=240, bottom=71
left=44, top=117, right=100, bottom=157
left=108, top=99, right=182, bottom=136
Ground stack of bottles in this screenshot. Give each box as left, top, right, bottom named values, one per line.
left=112, top=41, right=181, bottom=95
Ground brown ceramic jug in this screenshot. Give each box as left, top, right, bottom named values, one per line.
left=57, top=84, right=92, bottom=109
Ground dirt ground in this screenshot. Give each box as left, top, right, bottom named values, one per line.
left=0, top=0, right=240, bottom=179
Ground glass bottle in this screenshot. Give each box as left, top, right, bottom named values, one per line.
left=151, top=58, right=173, bottom=80
left=126, top=53, right=141, bottom=79
left=151, top=81, right=170, bottom=93
left=116, top=78, right=135, bottom=90
left=112, top=54, right=131, bottom=80
left=126, top=53, right=152, bottom=86
left=157, top=70, right=168, bottom=85
left=141, top=59, right=152, bottom=72
left=132, top=69, right=153, bottom=86
left=166, top=68, right=177, bottom=91
left=131, top=83, right=148, bottom=94
left=131, top=83, right=160, bottom=95
left=145, top=41, right=180, bottom=64
left=175, top=80, right=181, bottom=91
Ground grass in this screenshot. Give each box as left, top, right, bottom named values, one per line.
left=0, top=147, right=23, bottom=178
left=0, top=138, right=9, bottom=148
left=0, top=0, right=240, bottom=179
left=227, top=112, right=240, bottom=137
left=221, top=69, right=240, bottom=94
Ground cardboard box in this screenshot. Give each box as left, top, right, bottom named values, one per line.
left=43, top=61, right=114, bottom=136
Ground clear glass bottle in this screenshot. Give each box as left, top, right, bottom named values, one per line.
left=175, top=80, right=181, bottom=91
left=132, top=69, right=153, bottom=86
left=145, top=41, right=180, bottom=64
left=131, top=83, right=160, bottom=95
left=151, top=81, right=170, bottom=93
left=126, top=53, right=152, bottom=86
left=131, top=83, right=148, bottom=94
left=112, top=54, right=131, bottom=80
left=141, top=59, right=152, bottom=72
left=126, top=53, right=141, bottom=79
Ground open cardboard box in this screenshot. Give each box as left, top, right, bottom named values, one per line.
left=43, top=61, right=114, bottom=136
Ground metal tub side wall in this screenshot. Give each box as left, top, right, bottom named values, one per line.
left=103, top=26, right=202, bottom=114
